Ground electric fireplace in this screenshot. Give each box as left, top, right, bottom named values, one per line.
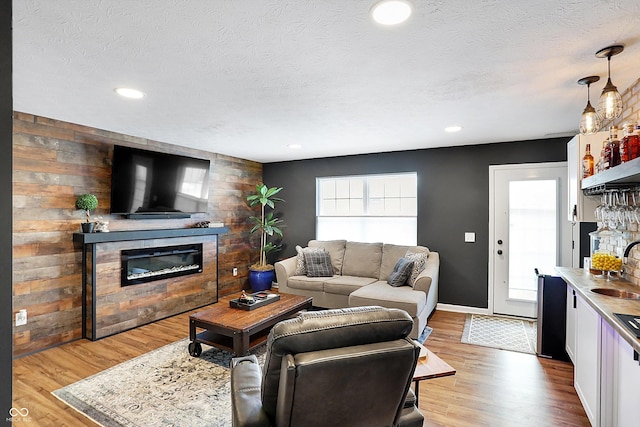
left=121, top=243, right=203, bottom=286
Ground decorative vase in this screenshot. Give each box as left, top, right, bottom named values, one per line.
left=81, top=222, right=95, bottom=233
left=248, top=268, right=275, bottom=292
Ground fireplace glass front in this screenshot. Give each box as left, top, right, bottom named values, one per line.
left=121, top=243, right=203, bottom=286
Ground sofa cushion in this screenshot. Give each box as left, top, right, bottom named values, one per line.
left=324, top=276, right=378, bottom=296
left=380, top=244, right=429, bottom=281
left=387, top=257, right=414, bottom=287
left=304, top=250, right=334, bottom=277
left=341, top=241, right=383, bottom=278
left=287, top=276, right=328, bottom=292
left=309, top=240, right=347, bottom=274
left=349, top=281, right=426, bottom=317
left=293, top=245, right=323, bottom=275
left=405, top=251, right=429, bottom=287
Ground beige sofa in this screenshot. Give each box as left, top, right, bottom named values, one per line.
left=274, top=240, right=439, bottom=339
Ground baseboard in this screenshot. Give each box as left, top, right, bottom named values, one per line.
left=436, top=303, right=489, bottom=315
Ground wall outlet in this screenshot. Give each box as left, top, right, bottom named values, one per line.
left=464, top=232, right=476, bottom=243
left=16, top=309, right=27, bottom=326
left=232, top=267, right=238, bottom=277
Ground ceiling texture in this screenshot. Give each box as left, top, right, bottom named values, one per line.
left=12, top=0, right=640, bottom=163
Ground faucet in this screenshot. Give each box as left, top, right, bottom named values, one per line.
left=623, top=240, right=640, bottom=261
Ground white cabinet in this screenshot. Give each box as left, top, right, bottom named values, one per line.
left=568, top=285, right=640, bottom=426
left=565, top=284, right=577, bottom=363
left=613, top=334, right=640, bottom=426
left=574, top=293, right=601, bottom=426
left=601, top=321, right=640, bottom=427
left=567, top=132, right=606, bottom=222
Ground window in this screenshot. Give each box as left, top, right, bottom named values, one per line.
left=132, top=164, right=148, bottom=210
left=179, top=166, right=208, bottom=199
left=316, top=173, right=417, bottom=245
left=508, top=179, right=557, bottom=301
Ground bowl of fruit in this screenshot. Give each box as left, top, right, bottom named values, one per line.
left=590, top=251, right=622, bottom=279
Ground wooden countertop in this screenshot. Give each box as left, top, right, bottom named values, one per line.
left=555, top=267, right=640, bottom=354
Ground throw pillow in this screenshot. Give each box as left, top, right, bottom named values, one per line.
left=304, top=250, right=334, bottom=277
left=294, top=245, right=306, bottom=275
left=294, top=246, right=326, bottom=275
left=387, top=257, right=415, bottom=287
left=405, top=251, right=428, bottom=287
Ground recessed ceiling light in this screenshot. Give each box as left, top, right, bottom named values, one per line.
left=371, top=0, right=413, bottom=25
left=115, top=87, right=145, bottom=99
left=445, top=126, right=463, bottom=133
left=288, top=144, right=302, bottom=149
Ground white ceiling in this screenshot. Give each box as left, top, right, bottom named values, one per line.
left=12, top=0, right=640, bottom=163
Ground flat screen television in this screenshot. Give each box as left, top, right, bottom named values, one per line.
left=110, top=145, right=211, bottom=218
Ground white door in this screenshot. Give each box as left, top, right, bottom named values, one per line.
left=489, top=162, right=571, bottom=318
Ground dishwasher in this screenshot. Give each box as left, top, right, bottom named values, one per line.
left=536, top=273, right=570, bottom=361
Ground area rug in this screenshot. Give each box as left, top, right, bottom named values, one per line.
left=53, top=339, right=266, bottom=427
left=461, top=314, right=537, bottom=354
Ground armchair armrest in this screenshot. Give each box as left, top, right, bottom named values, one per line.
left=274, top=256, right=297, bottom=291
left=413, top=251, right=439, bottom=294
left=230, top=355, right=271, bottom=427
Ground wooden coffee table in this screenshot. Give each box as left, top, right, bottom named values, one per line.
left=412, top=348, right=456, bottom=405
left=188, top=292, right=313, bottom=357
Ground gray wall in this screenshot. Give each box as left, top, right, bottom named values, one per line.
left=2, top=0, right=12, bottom=417
left=263, top=137, right=568, bottom=309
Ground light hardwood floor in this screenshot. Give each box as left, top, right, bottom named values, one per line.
left=12, top=309, right=590, bottom=426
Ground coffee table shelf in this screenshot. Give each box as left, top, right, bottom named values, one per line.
left=190, top=328, right=272, bottom=356
left=189, top=292, right=312, bottom=356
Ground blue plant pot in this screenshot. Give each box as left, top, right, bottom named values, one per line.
left=248, top=269, right=275, bottom=292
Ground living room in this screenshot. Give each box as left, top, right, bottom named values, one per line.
left=4, top=1, right=640, bottom=425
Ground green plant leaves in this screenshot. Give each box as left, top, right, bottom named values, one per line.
left=247, top=184, right=283, bottom=208
left=246, top=183, right=285, bottom=267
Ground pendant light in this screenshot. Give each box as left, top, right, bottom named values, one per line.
left=577, top=76, right=601, bottom=134
left=595, top=45, right=624, bottom=121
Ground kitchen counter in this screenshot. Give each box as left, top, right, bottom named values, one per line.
left=556, top=267, right=640, bottom=354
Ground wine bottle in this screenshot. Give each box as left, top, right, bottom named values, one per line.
left=582, top=143, right=594, bottom=178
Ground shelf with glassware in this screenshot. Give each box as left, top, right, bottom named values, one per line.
left=581, top=155, right=640, bottom=194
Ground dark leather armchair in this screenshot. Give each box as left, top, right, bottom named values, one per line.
left=230, top=306, right=424, bottom=427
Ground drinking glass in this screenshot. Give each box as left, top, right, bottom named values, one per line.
left=632, top=189, right=640, bottom=225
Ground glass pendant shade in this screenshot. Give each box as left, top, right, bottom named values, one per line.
left=580, top=101, right=601, bottom=134
left=578, top=76, right=601, bottom=135
left=594, top=45, right=624, bottom=121
left=596, top=77, right=623, bottom=121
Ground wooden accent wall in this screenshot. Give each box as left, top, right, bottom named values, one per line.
left=12, top=112, right=262, bottom=356
left=86, top=235, right=219, bottom=340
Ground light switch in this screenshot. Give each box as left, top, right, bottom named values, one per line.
left=464, top=232, right=475, bottom=243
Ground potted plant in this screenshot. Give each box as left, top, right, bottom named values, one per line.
left=247, top=183, right=284, bottom=291
left=76, top=193, right=98, bottom=233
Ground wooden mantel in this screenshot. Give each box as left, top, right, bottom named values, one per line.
left=74, top=227, right=228, bottom=340
left=73, top=226, right=228, bottom=244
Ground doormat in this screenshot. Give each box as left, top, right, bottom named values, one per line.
left=461, top=314, right=537, bottom=354
left=53, top=339, right=266, bottom=427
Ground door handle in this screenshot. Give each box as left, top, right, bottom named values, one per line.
left=497, top=250, right=503, bottom=255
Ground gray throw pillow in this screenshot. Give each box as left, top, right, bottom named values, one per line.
left=304, top=250, right=333, bottom=277
left=387, top=257, right=415, bottom=287
left=295, top=246, right=326, bottom=275
left=405, top=251, right=428, bottom=286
